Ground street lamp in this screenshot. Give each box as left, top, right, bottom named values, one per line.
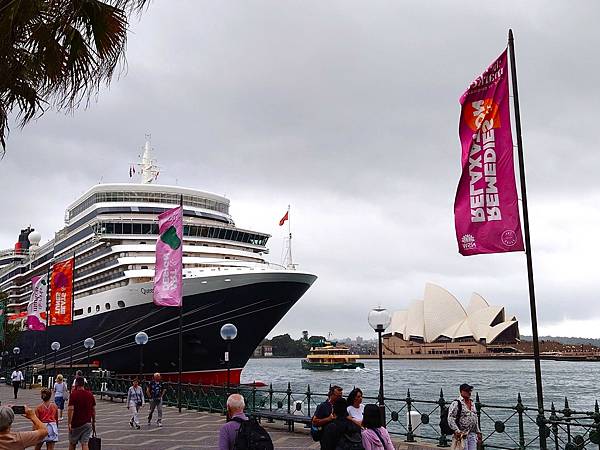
left=83, top=338, right=95, bottom=371
left=134, top=332, right=149, bottom=379
left=220, top=323, right=238, bottom=395
left=368, top=307, right=392, bottom=427
left=12, top=347, right=20, bottom=368
left=51, top=341, right=60, bottom=370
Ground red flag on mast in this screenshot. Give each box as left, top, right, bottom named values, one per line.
left=279, top=211, right=289, bottom=226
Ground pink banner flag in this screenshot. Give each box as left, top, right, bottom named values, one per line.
left=27, top=275, right=47, bottom=330
left=153, top=206, right=183, bottom=306
left=454, top=49, right=524, bottom=256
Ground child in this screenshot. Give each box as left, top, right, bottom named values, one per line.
left=35, top=388, right=59, bottom=450
left=127, top=378, right=145, bottom=429
left=52, top=374, right=67, bottom=421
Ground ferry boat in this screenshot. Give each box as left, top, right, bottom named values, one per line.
left=0, top=139, right=316, bottom=384
left=301, top=342, right=365, bottom=370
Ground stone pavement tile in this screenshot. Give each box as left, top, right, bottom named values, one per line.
left=0, top=384, right=320, bottom=449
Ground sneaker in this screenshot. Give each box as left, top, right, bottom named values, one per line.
left=129, top=419, right=134, bottom=429
left=147, top=417, right=151, bottom=425
left=135, top=424, right=141, bottom=430
left=157, top=422, right=162, bottom=427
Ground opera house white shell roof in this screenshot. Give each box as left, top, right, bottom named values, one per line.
left=389, top=283, right=519, bottom=344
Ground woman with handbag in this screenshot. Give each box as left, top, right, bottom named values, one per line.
left=126, top=379, right=145, bottom=429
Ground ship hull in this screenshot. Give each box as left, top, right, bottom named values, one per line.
left=17, top=270, right=316, bottom=384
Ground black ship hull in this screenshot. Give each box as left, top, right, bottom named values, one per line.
left=16, top=271, right=316, bottom=384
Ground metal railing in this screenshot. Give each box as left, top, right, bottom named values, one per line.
left=3, top=370, right=599, bottom=450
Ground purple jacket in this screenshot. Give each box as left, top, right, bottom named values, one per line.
left=218, top=412, right=248, bottom=450
left=361, top=427, right=395, bottom=450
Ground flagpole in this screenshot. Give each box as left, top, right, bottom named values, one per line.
left=287, top=205, right=292, bottom=268
left=178, top=195, right=183, bottom=413
left=508, top=29, right=547, bottom=450
left=70, top=251, right=76, bottom=375
left=44, top=264, right=51, bottom=374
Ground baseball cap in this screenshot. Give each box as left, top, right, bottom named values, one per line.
left=459, top=383, right=474, bottom=391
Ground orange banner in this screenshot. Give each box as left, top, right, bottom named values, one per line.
left=50, top=258, right=74, bottom=326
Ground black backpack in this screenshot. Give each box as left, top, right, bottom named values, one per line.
left=440, top=400, right=462, bottom=435
left=232, top=417, right=274, bottom=450
left=335, top=430, right=365, bottom=450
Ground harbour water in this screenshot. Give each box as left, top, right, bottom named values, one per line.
left=241, top=358, right=599, bottom=410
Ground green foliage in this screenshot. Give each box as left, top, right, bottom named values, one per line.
left=0, top=0, right=150, bottom=153
left=264, top=333, right=311, bottom=357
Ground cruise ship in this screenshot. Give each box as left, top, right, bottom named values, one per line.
left=0, top=139, right=316, bottom=384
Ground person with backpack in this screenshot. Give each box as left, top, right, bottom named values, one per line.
left=447, top=384, right=482, bottom=450
left=361, top=404, right=394, bottom=450
left=219, top=394, right=273, bottom=450
left=311, top=385, right=343, bottom=443
left=320, top=398, right=363, bottom=450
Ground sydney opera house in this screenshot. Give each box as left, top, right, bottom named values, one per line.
left=383, top=283, right=520, bottom=357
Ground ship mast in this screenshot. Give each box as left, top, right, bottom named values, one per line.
left=139, top=135, right=160, bottom=184
left=282, top=205, right=296, bottom=269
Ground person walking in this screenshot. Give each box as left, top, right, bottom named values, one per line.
left=146, top=373, right=165, bottom=427
left=361, top=404, right=394, bottom=450
left=11, top=368, right=24, bottom=399
left=0, top=405, right=48, bottom=448
left=346, top=388, right=365, bottom=426
left=34, top=388, right=59, bottom=450
left=448, top=384, right=482, bottom=450
left=52, top=374, right=68, bottom=422
left=311, top=385, right=343, bottom=443
left=67, top=376, right=96, bottom=450
left=127, top=379, right=144, bottom=429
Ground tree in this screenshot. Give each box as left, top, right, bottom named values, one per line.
left=0, top=0, right=150, bottom=154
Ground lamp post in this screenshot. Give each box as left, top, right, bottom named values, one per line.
left=368, top=307, right=392, bottom=427
left=134, top=332, right=149, bottom=380
left=12, top=347, right=20, bottom=369
left=51, top=341, right=60, bottom=371
left=220, top=323, right=238, bottom=395
left=83, top=338, right=95, bottom=372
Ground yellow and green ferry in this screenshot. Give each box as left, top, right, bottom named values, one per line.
left=301, top=343, right=365, bottom=370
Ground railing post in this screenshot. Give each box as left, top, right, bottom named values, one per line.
left=594, top=400, right=600, bottom=450
left=307, top=384, right=312, bottom=418
left=252, top=382, right=257, bottom=412
left=438, top=388, right=449, bottom=448
left=564, top=397, right=572, bottom=444
left=406, top=388, right=415, bottom=442
left=268, top=383, right=274, bottom=423
left=549, top=402, right=559, bottom=450
left=287, top=382, right=292, bottom=415
left=475, top=392, right=482, bottom=434
left=516, top=393, right=526, bottom=450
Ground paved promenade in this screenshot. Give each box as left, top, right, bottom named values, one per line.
left=0, top=384, right=320, bottom=449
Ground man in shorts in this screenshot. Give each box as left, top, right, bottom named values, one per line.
left=67, top=377, right=96, bottom=450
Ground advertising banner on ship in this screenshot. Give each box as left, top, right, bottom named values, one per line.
left=50, top=258, right=74, bottom=326
left=26, top=275, right=47, bottom=330
left=454, top=49, right=524, bottom=256
left=154, top=206, right=183, bottom=307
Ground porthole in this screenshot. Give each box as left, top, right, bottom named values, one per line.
left=87, top=307, right=92, bottom=314
left=105, top=303, right=111, bottom=310
left=117, top=301, right=125, bottom=308
left=95, top=305, right=100, bottom=312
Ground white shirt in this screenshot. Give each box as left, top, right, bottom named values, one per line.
left=347, top=404, right=364, bottom=420
left=11, top=370, right=24, bottom=381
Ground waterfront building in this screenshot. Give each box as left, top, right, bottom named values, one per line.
left=383, top=283, right=520, bottom=357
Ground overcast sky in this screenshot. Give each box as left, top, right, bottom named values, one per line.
left=1, top=1, right=600, bottom=340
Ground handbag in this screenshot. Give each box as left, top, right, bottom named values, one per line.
left=89, top=431, right=101, bottom=450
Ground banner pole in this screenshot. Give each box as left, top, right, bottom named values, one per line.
left=44, top=265, right=51, bottom=374
left=508, top=29, right=547, bottom=449
left=71, top=251, right=76, bottom=374
left=178, top=195, right=183, bottom=413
